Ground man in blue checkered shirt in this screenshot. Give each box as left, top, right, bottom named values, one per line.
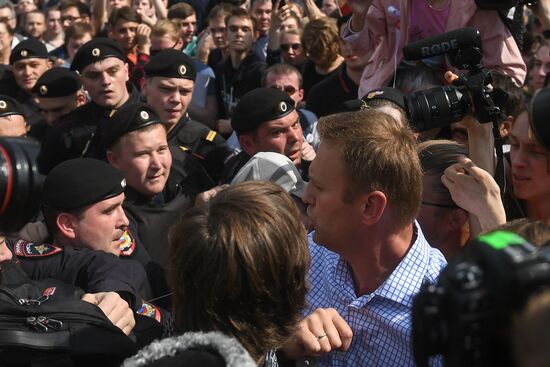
left=282, top=109, right=447, bottom=366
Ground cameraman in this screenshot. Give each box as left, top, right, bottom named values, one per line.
left=343, top=0, right=526, bottom=98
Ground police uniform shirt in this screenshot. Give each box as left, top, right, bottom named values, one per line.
left=37, top=83, right=141, bottom=174
left=167, top=115, right=227, bottom=182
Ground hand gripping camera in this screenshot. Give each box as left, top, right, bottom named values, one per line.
left=402, top=27, right=508, bottom=132
left=412, top=231, right=550, bottom=367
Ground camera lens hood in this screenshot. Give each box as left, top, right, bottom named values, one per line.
left=0, top=138, right=43, bottom=234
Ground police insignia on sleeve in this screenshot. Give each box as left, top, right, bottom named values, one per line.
left=13, top=240, right=63, bottom=258
left=137, top=302, right=162, bottom=323
left=119, top=230, right=136, bottom=256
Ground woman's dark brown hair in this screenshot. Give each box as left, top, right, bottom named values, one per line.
left=169, top=181, right=310, bottom=362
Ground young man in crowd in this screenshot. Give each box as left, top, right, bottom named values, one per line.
left=59, top=0, right=92, bottom=32
left=167, top=2, right=197, bottom=57
left=214, top=7, right=266, bottom=135
left=250, top=0, right=272, bottom=61
left=282, top=109, right=447, bottom=365
left=108, top=6, right=150, bottom=90
left=44, top=8, right=64, bottom=51
left=0, top=20, right=13, bottom=65
left=22, top=10, right=46, bottom=42
left=38, top=38, right=141, bottom=174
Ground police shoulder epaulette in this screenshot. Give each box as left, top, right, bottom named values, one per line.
left=179, top=145, right=189, bottom=152
left=205, top=130, right=217, bottom=142
left=118, top=230, right=136, bottom=257
left=137, top=301, right=162, bottom=323
left=13, top=240, right=63, bottom=258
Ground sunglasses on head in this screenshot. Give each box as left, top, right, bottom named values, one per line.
left=270, top=85, right=297, bottom=96
left=280, top=43, right=301, bottom=52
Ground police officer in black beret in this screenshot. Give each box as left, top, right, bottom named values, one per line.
left=27, top=67, right=87, bottom=141
left=37, top=157, right=171, bottom=312
left=37, top=38, right=142, bottom=174
left=103, top=102, right=213, bottom=272
left=1, top=39, right=53, bottom=129
left=0, top=94, right=28, bottom=137
left=220, top=87, right=311, bottom=183
left=142, top=49, right=231, bottom=183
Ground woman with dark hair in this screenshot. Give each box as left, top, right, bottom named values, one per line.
left=124, top=181, right=310, bottom=366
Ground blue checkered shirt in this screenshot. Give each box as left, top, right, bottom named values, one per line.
left=303, top=223, right=447, bottom=366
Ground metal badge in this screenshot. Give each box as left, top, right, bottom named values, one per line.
left=0, top=100, right=6, bottom=109
left=178, top=64, right=187, bottom=77
left=92, top=48, right=101, bottom=57
left=279, top=101, right=288, bottom=112
left=21, top=50, right=28, bottom=57
left=140, top=111, right=149, bottom=120
left=39, top=85, right=48, bottom=95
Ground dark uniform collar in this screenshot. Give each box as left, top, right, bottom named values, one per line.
left=123, top=176, right=182, bottom=207
left=166, top=113, right=190, bottom=141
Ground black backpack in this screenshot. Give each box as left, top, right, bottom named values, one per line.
left=0, top=261, right=140, bottom=367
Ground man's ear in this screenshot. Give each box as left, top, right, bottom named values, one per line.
left=500, top=115, right=513, bottom=140
left=76, top=91, right=86, bottom=106
left=56, top=212, right=78, bottom=240
left=175, top=37, right=184, bottom=50
left=239, top=133, right=255, bottom=155
left=360, top=191, right=387, bottom=225
left=106, top=149, right=119, bottom=167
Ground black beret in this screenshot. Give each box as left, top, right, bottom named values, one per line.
left=361, top=87, right=406, bottom=111
left=529, top=87, right=550, bottom=151
left=144, top=49, right=196, bottom=81
left=42, top=158, right=126, bottom=210
left=0, top=95, right=25, bottom=118
left=32, top=67, right=82, bottom=98
left=70, top=38, right=125, bottom=73
left=101, top=102, right=163, bottom=148
left=10, top=39, right=50, bottom=64
left=231, top=88, right=295, bottom=136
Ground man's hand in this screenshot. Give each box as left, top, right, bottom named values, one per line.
left=347, top=0, right=374, bottom=32
left=282, top=308, right=353, bottom=359
left=136, top=24, right=151, bottom=54
left=19, top=221, right=49, bottom=243
left=441, top=157, right=506, bottom=232
left=301, top=140, right=316, bottom=161
left=195, top=185, right=229, bottom=207
left=81, top=292, right=135, bottom=335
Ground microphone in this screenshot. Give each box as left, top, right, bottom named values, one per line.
left=402, top=27, right=481, bottom=61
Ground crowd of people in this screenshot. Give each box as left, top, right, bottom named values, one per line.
left=0, top=0, right=550, bottom=365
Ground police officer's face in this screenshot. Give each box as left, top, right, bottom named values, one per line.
left=0, top=114, right=27, bottom=136
left=143, top=77, right=194, bottom=127
left=240, top=110, right=303, bottom=166
left=13, top=58, right=52, bottom=92
left=80, top=57, right=129, bottom=108
left=38, top=94, right=82, bottom=126
left=107, top=124, right=172, bottom=199
left=71, top=193, right=129, bottom=256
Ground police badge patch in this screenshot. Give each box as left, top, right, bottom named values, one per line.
left=137, top=302, right=162, bottom=323
left=119, top=230, right=136, bottom=256
left=13, top=240, right=63, bottom=257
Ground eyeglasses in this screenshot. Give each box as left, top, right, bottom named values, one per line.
left=421, top=201, right=459, bottom=209
left=61, top=16, right=81, bottom=23
left=270, top=85, right=297, bottom=96
left=280, top=43, right=301, bottom=52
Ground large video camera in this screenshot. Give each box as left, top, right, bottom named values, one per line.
left=0, top=137, right=42, bottom=234
left=401, top=28, right=508, bottom=132
left=412, top=231, right=550, bottom=367
left=475, top=0, right=538, bottom=10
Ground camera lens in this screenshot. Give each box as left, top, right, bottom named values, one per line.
left=406, top=85, right=472, bottom=132
left=0, top=138, right=43, bottom=234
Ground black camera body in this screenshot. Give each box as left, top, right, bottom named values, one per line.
left=412, top=231, right=550, bottom=367
left=402, top=28, right=508, bottom=132
left=475, top=0, right=538, bottom=10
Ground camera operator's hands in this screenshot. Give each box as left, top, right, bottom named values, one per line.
left=441, top=157, right=506, bottom=233
left=81, top=292, right=135, bottom=335
left=347, top=0, right=374, bottom=32
left=282, top=308, right=353, bottom=360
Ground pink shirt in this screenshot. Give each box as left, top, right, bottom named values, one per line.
left=409, top=0, right=451, bottom=43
